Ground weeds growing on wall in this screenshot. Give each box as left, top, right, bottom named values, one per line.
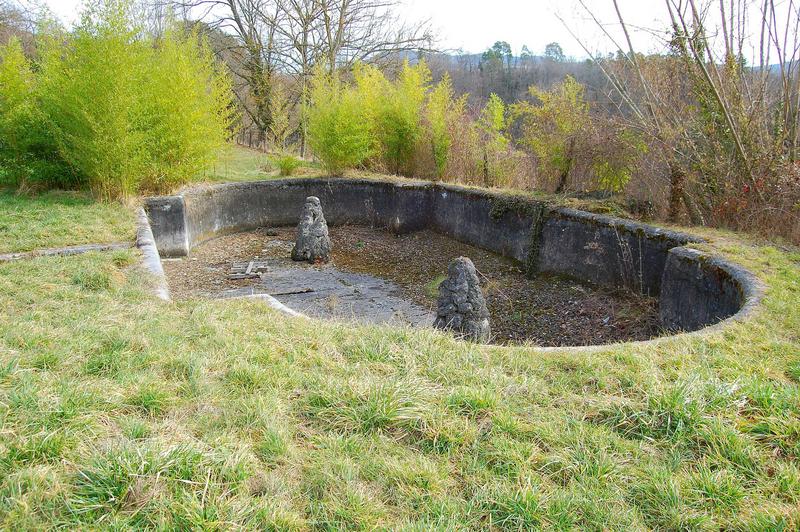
left=0, top=0, right=235, bottom=199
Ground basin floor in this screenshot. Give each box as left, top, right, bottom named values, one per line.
left=163, top=226, right=661, bottom=346
left=217, top=259, right=434, bottom=327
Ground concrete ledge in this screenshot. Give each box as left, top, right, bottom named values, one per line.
left=144, top=195, right=188, bottom=257
left=136, top=208, right=170, bottom=301
left=537, top=208, right=701, bottom=296
left=143, top=178, right=764, bottom=336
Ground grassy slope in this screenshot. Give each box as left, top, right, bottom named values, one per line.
left=0, top=191, right=135, bottom=254
left=200, top=145, right=323, bottom=185
left=0, top=149, right=799, bottom=529
left=202, top=145, right=276, bottom=184
left=0, top=147, right=281, bottom=255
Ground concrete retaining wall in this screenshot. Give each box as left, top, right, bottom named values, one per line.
left=145, top=178, right=762, bottom=333
left=659, top=247, right=759, bottom=331
left=176, top=179, right=433, bottom=252
left=538, top=209, right=695, bottom=297
left=431, top=185, right=538, bottom=264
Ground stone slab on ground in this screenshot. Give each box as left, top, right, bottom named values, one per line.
left=255, top=257, right=433, bottom=326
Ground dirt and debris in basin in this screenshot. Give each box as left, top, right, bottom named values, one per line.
left=161, top=227, right=281, bottom=299
left=162, top=225, right=661, bottom=347
left=331, top=226, right=660, bottom=346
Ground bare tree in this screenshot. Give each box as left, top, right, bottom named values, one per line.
left=166, top=0, right=433, bottom=153
left=0, top=0, right=36, bottom=49
left=317, top=0, right=433, bottom=71
left=563, top=0, right=800, bottom=228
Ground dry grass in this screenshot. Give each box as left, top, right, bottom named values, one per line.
left=0, top=232, right=798, bottom=529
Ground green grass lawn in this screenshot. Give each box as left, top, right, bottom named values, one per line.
left=0, top=190, right=136, bottom=254
left=201, top=145, right=323, bottom=184
left=203, top=145, right=275, bottom=183
left=0, top=146, right=305, bottom=255
left=1, top=154, right=799, bottom=529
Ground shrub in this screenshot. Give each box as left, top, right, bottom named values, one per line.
left=36, top=6, right=145, bottom=198
left=0, top=37, right=68, bottom=189
left=512, top=77, right=644, bottom=194
left=349, top=60, right=430, bottom=175
left=307, top=67, right=374, bottom=176
left=425, top=74, right=465, bottom=179
left=137, top=25, right=236, bottom=193
left=512, top=76, right=589, bottom=192
left=0, top=37, right=33, bottom=184
left=477, top=93, right=513, bottom=186
left=442, top=113, right=484, bottom=184
left=274, top=153, right=302, bottom=176
left=0, top=0, right=235, bottom=199
left=353, top=62, right=390, bottom=163
left=374, top=60, right=430, bottom=175
left=591, top=126, right=647, bottom=193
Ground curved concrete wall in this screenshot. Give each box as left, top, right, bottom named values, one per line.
left=145, top=178, right=762, bottom=333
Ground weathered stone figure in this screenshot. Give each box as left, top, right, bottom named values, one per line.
left=434, top=256, right=491, bottom=342
left=291, top=196, right=332, bottom=263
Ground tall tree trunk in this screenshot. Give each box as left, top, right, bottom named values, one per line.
left=554, top=165, right=570, bottom=193
left=554, top=138, right=575, bottom=193
left=300, top=127, right=307, bottom=159
left=668, top=162, right=686, bottom=223
left=299, top=72, right=309, bottom=159
left=483, top=150, right=490, bottom=186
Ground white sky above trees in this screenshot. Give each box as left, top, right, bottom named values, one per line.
left=38, top=0, right=675, bottom=58
left=40, top=0, right=794, bottom=65
left=402, top=0, right=671, bottom=58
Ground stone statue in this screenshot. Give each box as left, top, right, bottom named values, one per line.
left=433, top=256, right=491, bottom=342
left=291, top=196, right=332, bottom=263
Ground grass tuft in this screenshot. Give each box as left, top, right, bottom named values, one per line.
left=478, top=483, right=546, bottom=529
left=125, top=386, right=170, bottom=417
left=447, top=386, right=498, bottom=417
left=686, top=464, right=745, bottom=513
left=304, top=380, right=429, bottom=436
left=253, top=429, right=288, bottom=467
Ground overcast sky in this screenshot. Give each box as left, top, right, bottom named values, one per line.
left=40, top=0, right=783, bottom=63
left=39, top=0, right=673, bottom=57
left=402, top=0, right=672, bottom=58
